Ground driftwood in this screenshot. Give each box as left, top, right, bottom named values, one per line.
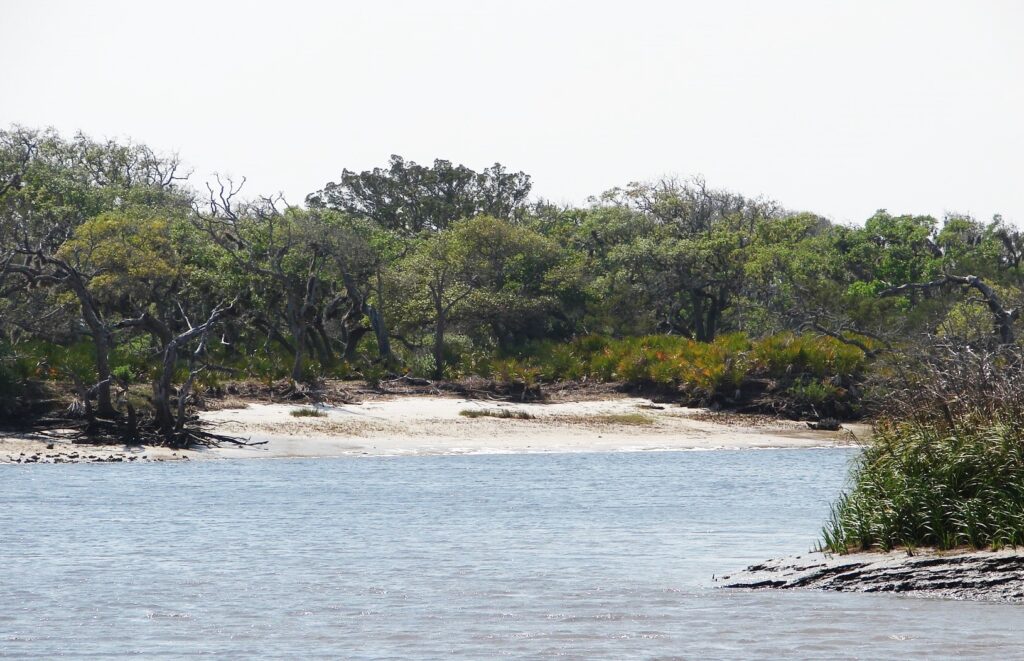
left=9, top=411, right=266, bottom=449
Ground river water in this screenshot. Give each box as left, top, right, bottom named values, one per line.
left=2, top=449, right=1022, bottom=659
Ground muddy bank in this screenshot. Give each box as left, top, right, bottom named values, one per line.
left=0, top=434, right=195, bottom=464
left=719, top=549, right=1024, bottom=603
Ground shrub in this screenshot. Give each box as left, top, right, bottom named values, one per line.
left=822, top=417, right=1024, bottom=552
left=591, top=413, right=654, bottom=426
left=489, top=331, right=867, bottom=415
left=459, top=408, right=534, bottom=420
left=823, top=342, right=1024, bottom=552
left=786, top=379, right=841, bottom=406
left=290, top=407, right=327, bottom=418
left=111, top=365, right=134, bottom=385
left=490, top=359, right=540, bottom=388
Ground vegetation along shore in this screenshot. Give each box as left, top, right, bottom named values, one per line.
left=4, top=125, right=1024, bottom=600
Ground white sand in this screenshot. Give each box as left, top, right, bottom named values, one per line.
left=0, top=396, right=867, bottom=463
left=197, top=396, right=868, bottom=459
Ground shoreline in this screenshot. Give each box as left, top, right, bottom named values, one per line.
left=719, top=548, right=1024, bottom=603
left=0, top=395, right=868, bottom=464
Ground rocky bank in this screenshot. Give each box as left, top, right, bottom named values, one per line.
left=719, top=549, right=1024, bottom=602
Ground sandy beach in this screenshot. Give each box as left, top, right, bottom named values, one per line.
left=0, top=396, right=869, bottom=463
left=201, top=396, right=868, bottom=459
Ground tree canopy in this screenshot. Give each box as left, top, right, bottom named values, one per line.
left=2, top=125, right=1020, bottom=443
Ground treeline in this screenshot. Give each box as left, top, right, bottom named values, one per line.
left=1, top=126, right=1021, bottom=443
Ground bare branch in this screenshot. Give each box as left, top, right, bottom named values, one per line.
left=880, top=274, right=1017, bottom=344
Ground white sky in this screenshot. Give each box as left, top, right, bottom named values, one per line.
left=2, top=0, right=1022, bottom=224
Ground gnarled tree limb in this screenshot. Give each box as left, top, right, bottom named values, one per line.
left=880, top=274, right=1018, bottom=344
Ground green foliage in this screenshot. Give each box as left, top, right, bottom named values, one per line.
left=3, top=127, right=1021, bottom=441
left=110, top=335, right=155, bottom=380
left=111, top=365, right=134, bottom=385
left=489, top=332, right=867, bottom=413
left=37, top=341, right=97, bottom=384
left=307, top=155, right=532, bottom=235
left=488, top=358, right=541, bottom=388
left=785, top=380, right=841, bottom=406
left=750, top=332, right=866, bottom=379
left=823, top=417, right=1024, bottom=552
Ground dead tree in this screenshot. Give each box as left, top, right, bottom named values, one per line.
left=118, top=301, right=235, bottom=447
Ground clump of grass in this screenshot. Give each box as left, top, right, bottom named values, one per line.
left=822, top=416, right=1024, bottom=553
left=459, top=408, right=535, bottom=420
left=591, top=413, right=655, bottom=426
left=290, top=407, right=327, bottom=418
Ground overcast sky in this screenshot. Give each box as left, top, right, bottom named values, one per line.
left=3, top=0, right=1021, bottom=224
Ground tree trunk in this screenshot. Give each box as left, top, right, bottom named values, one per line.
left=432, top=292, right=447, bottom=380
left=285, top=299, right=306, bottom=383
left=705, top=292, right=725, bottom=341
left=367, top=304, right=392, bottom=361
left=342, top=270, right=392, bottom=362
left=691, top=291, right=708, bottom=342
left=66, top=275, right=117, bottom=417
left=343, top=327, right=371, bottom=362
left=148, top=303, right=232, bottom=447
left=290, top=331, right=305, bottom=382
left=153, top=342, right=178, bottom=439
left=92, top=329, right=116, bottom=417
left=312, top=321, right=335, bottom=368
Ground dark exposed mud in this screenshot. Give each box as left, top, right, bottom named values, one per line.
left=719, top=549, right=1024, bottom=602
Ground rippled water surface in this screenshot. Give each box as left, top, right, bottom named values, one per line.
left=2, top=449, right=1023, bottom=659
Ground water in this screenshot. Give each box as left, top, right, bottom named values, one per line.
left=2, top=449, right=1022, bottom=659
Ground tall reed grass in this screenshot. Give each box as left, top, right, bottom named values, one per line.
left=822, top=417, right=1024, bottom=552
left=822, top=341, right=1024, bottom=553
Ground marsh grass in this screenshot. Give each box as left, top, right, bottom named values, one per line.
left=590, top=413, right=655, bottom=426
left=459, top=408, right=535, bottom=420
left=822, top=417, right=1024, bottom=552
left=823, top=342, right=1024, bottom=553
left=290, top=407, right=327, bottom=418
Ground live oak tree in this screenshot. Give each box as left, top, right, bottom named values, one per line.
left=452, top=215, right=565, bottom=350
left=0, top=127, right=189, bottom=418
left=194, top=179, right=387, bottom=382
left=307, top=155, right=532, bottom=235
left=5, top=124, right=1024, bottom=446
left=396, top=226, right=479, bottom=379
left=58, top=210, right=236, bottom=444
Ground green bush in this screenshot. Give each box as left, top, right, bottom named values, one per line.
left=786, top=379, right=841, bottom=406
left=822, top=417, right=1024, bottom=552
left=111, top=365, right=134, bottom=385
left=495, top=332, right=866, bottom=410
